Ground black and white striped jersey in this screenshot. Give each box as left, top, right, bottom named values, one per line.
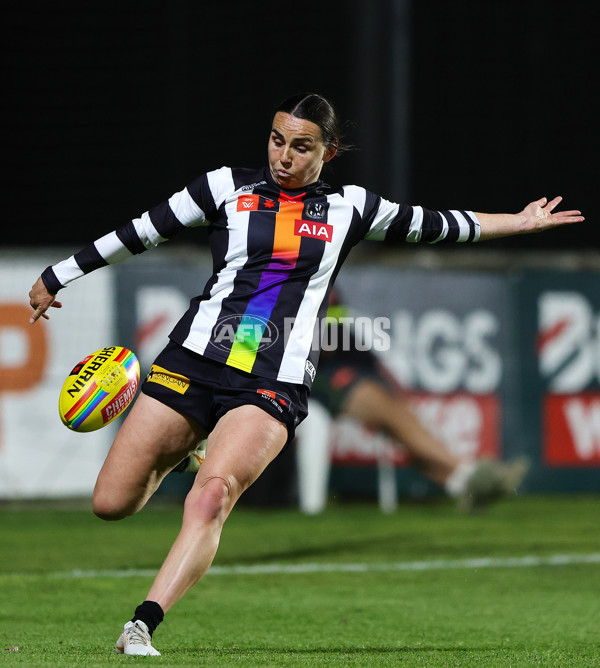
left=42, top=166, right=480, bottom=387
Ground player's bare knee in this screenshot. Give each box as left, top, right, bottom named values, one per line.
left=93, top=490, right=136, bottom=521
left=183, top=476, right=234, bottom=526
left=93, top=502, right=129, bottom=521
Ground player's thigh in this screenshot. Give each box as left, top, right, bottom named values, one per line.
left=95, top=393, right=206, bottom=502
left=196, top=404, right=288, bottom=503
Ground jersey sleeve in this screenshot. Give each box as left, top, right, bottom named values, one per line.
left=345, top=186, right=480, bottom=245
left=41, top=168, right=228, bottom=293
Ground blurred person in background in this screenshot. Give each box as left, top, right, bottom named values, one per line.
left=28, top=92, right=583, bottom=655
left=296, top=289, right=528, bottom=512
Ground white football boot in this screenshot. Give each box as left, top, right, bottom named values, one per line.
left=186, top=439, right=207, bottom=472
left=172, top=439, right=207, bottom=474
left=115, top=620, right=161, bottom=656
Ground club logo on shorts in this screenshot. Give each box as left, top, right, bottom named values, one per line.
left=257, top=388, right=290, bottom=414
left=146, top=365, right=190, bottom=394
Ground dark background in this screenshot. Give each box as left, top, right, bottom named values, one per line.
left=5, top=0, right=597, bottom=251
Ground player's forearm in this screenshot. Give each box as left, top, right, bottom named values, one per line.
left=474, top=196, right=583, bottom=240
left=473, top=212, right=529, bottom=241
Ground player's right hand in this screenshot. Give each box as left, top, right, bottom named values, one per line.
left=29, top=276, right=62, bottom=324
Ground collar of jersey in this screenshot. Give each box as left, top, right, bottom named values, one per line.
left=263, top=167, right=327, bottom=199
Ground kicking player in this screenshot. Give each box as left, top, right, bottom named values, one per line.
left=29, top=92, right=582, bottom=655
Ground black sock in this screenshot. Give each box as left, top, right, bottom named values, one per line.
left=131, top=600, right=164, bottom=636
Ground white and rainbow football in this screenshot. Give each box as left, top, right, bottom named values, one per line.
left=59, top=346, right=140, bottom=432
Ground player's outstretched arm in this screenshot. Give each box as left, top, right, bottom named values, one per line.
left=29, top=276, right=63, bottom=324
left=475, top=196, right=584, bottom=241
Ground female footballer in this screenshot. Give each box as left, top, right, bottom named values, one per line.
left=29, top=92, right=583, bottom=655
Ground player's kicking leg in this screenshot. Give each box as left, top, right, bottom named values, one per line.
left=93, top=393, right=206, bottom=521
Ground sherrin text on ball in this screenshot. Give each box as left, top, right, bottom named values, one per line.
left=58, top=346, right=140, bottom=432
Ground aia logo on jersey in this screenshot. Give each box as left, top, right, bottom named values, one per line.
left=237, top=194, right=279, bottom=212
left=294, top=219, right=333, bottom=242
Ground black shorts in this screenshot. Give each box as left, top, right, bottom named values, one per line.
left=141, top=340, right=308, bottom=442
left=310, top=347, right=395, bottom=417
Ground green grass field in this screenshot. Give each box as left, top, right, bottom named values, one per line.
left=1, top=495, right=600, bottom=667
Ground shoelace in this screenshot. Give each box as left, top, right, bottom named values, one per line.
left=125, top=622, right=151, bottom=645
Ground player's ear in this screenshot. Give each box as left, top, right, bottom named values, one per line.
left=323, top=143, right=337, bottom=163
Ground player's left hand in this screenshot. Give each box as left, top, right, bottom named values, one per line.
left=520, top=196, right=584, bottom=233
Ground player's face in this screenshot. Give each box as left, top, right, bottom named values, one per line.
left=268, top=112, right=336, bottom=189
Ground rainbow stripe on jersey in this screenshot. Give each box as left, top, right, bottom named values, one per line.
left=226, top=198, right=304, bottom=373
